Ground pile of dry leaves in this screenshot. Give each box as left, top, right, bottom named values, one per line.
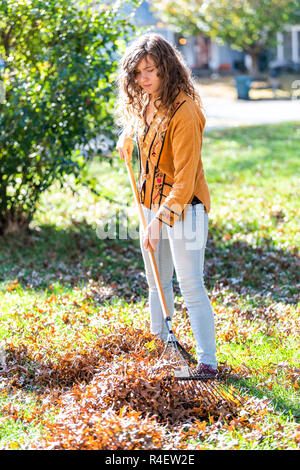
left=1, top=324, right=251, bottom=449
left=2, top=327, right=254, bottom=449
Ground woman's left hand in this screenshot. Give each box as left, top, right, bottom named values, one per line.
left=143, top=218, right=162, bottom=252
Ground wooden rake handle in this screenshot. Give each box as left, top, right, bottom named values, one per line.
left=125, top=159, right=171, bottom=323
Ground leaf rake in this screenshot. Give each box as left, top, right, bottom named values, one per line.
left=125, top=158, right=244, bottom=407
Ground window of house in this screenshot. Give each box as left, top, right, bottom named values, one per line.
left=283, top=31, right=292, bottom=61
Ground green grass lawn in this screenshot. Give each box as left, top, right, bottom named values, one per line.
left=0, top=121, right=299, bottom=450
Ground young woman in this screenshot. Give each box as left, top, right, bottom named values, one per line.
left=116, top=34, right=217, bottom=377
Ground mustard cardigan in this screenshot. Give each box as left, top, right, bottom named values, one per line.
left=136, top=90, right=210, bottom=227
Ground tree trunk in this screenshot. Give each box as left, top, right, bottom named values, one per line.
left=0, top=208, right=31, bottom=236
left=248, top=52, right=260, bottom=76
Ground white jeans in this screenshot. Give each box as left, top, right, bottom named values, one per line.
left=140, top=204, right=217, bottom=369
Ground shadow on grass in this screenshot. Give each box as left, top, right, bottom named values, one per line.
left=205, top=223, right=299, bottom=305
left=0, top=218, right=298, bottom=305
left=0, top=221, right=146, bottom=299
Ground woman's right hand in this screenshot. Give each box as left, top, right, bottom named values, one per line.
left=116, top=131, right=133, bottom=162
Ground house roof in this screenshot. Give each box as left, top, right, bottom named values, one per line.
left=135, top=1, right=158, bottom=26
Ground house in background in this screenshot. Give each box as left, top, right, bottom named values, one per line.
left=275, top=25, right=300, bottom=68
left=134, top=1, right=300, bottom=74
left=134, top=1, right=246, bottom=74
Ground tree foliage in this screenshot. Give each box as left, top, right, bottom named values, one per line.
left=151, top=0, right=300, bottom=73
left=0, top=0, right=137, bottom=235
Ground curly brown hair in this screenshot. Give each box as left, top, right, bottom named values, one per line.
left=116, top=33, right=203, bottom=135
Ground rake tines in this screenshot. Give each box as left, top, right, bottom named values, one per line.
left=151, top=332, right=245, bottom=410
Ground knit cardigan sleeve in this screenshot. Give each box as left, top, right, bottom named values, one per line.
left=155, top=114, right=204, bottom=227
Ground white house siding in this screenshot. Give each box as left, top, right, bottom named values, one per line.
left=209, top=41, right=245, bottom=71
left=276, top=25, right=300, bottom=64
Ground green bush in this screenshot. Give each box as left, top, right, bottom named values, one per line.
left=0, top=0, right=137, bottom=235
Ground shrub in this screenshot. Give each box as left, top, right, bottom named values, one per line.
left=0, top=0, right=136, bottom=235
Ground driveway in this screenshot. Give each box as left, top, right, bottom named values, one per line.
left=201, top=94, right=300, bottom=131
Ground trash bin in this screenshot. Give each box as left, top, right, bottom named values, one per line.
left=235, top=75, right=253, bottom=100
